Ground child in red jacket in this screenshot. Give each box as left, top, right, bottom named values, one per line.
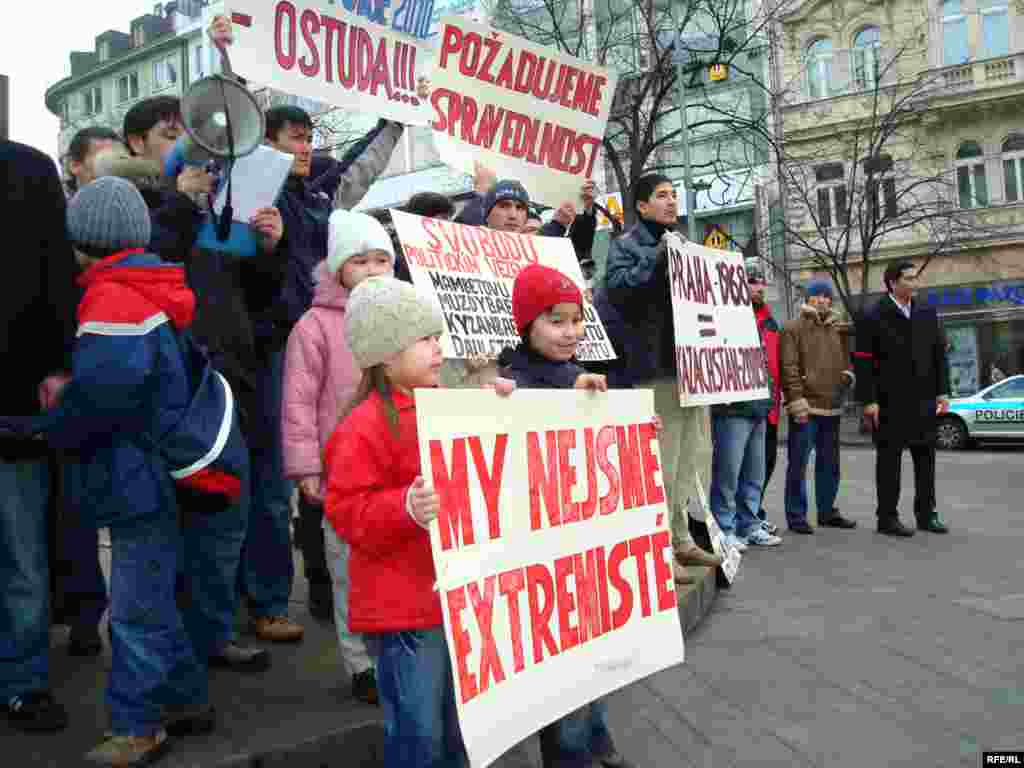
left=322, top=276, right=461, bottom=768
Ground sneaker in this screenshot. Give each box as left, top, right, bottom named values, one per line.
left=724, top=533, right=748, bottom=552
left=760, top=519, right=779, bottom=536
left=596, top=749, right=636, bottom=768
left=84, top=730, right=170, bottom=767
left=208, top=641, right=272, bottom=672
left=162, top=703, right=216, bottom=737
left=746, top=526, right=782, bottom=547
left=352, top=668, right=379, bottom=706
left=250, top=615, right=304, bottom=643
left=5, top=690, right=68, bottom=732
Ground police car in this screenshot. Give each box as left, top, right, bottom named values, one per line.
left=938, top=374, right=1024, bottom=449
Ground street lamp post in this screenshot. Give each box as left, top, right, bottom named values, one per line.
left=671, top=21, right=713, bottom=243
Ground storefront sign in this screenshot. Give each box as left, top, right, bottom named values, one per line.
left=924, top=281, right=1024, bottom=308
left=416, top=388, right=686, bottom=768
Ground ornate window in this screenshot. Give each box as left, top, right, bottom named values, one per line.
left=942, top=0, right=969, bottom=65
left=815, top=162, right=848, bottom=227
left=980, top=0, right=1009, bottom=59
left=807, top=38, right=834, bottom=99
left=956, top=141, right=989, bottom=208
left=1001, top=134, right=1024, bottom=202
left=853, top=26, right=882, bottom=90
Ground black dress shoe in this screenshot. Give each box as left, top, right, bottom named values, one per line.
left=67, top=626, right=103, bottom=657
left=917, top=515, right=949, bottom=534
left=789, top=521, right=815, bottom=534
left=820, top=514, right=857, bottom=529
left=877, top=519, right=915, bottom=537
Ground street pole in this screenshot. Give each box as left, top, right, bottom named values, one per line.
left=0, top=75, right=9, bottom=141
left=673, top=27, right=698, bottom=243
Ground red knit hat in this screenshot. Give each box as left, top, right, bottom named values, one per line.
left=512, top=264, right=583, bottom=335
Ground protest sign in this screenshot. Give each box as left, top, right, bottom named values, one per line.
left=666, top=232, right=771, bottom=407
left=416, top=388, right=686, bottom=768
left=428, top=16, right=618, bottom=207
left=227, top=0, right=433, bottom=124
left=391, top=209, right=615, bottom=361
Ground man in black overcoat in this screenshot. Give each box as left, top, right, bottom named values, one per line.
left=855, top=261, right=951, bottom=536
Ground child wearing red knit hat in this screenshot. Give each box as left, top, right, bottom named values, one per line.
left=496, top=264, right=636, bottom=768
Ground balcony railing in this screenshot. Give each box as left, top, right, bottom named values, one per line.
left=935, top=53, right=1023, bottom=93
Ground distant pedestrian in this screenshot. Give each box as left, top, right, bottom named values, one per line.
left=857, top=261, right=951, bottom=536
left=779, top=279, right=857, bottom=534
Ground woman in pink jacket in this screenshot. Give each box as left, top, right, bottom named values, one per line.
left=281, top=210, right=395, bottom=705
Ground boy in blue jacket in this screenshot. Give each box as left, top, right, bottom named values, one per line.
left=2, top=178, right=246, bottom=767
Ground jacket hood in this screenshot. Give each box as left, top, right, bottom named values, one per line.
left=79, top=249, right=195, bottom=329
left=800, top=303, right=836, bottom=326
left=312, top=260, right=350, bottom=310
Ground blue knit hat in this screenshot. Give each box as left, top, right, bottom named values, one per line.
left=68, top=177, right=151, bottom=252
left=483, top=180, right=530, bottom=220
left=805, top=278, right=833, bottom=298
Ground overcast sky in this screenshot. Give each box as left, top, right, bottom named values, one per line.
left=2, top=1, right=147, bottom=165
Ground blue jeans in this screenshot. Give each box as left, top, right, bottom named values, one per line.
left=56, top=463, right=107, bottom=631
left=177, top=479, right=248, bottom=659
left=784, top=415, right=840, bottom=527
left=710, top=414, right=766, bottom=537
left=240, top=349, right=294, bottom=617
left=372, top=629, right=464, bottom=768
left=0, top=459, right=51, bottom=699
left=541, top=698, right=616, bottom=768
left=108, top=513, right=206, bottom=736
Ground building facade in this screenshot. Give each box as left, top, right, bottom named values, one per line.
left=774, top=0, right=1024, bottom=394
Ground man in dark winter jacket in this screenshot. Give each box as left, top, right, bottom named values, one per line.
left=856, top=261, right=951, bottom=537
left=1, top=139, right=76, bottom=733
left=604, top=173, right=722, bottom=582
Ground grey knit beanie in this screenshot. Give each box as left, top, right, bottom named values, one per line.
left=67, top=176, right=152, bottom=252
left=344, top=276, right=445, bottom=369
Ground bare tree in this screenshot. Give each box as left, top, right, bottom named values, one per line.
left=757, top=39, right=1009, bottom=322
left=484, top=0, right=793, bottom=227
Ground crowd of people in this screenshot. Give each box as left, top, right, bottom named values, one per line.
left=1, top=14, right=953, bottom=768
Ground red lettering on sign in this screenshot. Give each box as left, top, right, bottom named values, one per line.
left=429, top=438, right=475, bottom=551
left=467, top=576, right=505, bottom=693
left=526, top=563, right=558, bottom=664
left=628, top=535, right=653, bottom=618
left=556, top=429, right=579, bottom=524
left=446, top=587, right=478, bottom=703
left=650, top=530, right=676, bottom=612
left=469, top=434, right=508, bottom=541
left=608, top=541, right=633, bottom=630
left=274, top=1, right=297, bottom=70
left=615, top=425, right=645, bottom=510
left=527, top=430, right=561, bottom=530
left=637, top=421, right=665, bottom=506
left=299, top=9, right=321, bottom=77
left=553, top=555, right=580, bottom=652
left=595, top=425, right=620, bottom=515
left=499, top=568, right=526, bottom=673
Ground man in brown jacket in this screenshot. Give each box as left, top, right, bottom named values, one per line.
left=779, top=279, right=857, bottom=534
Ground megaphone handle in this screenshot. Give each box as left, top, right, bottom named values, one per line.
left=213, top=41, right=236, bottom=79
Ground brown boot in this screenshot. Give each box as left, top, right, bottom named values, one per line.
left=673, top=562, right=694, bottom=585
left=675, top=543, right=723, bottom=569
left=250, top=615, right=304, bottom=643
left=85, top=730, right=170, bottom=767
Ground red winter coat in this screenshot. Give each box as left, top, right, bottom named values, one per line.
left=323, top=388, right=442, bottom=633
left=755, top=303, right=782, bottom=426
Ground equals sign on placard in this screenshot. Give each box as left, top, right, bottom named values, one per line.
left=698, top=313, right=717, bottom=338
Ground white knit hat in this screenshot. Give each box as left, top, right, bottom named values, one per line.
left=344, top=276, right=445, bottom=369
left=327, top=210, right=395, bottom=276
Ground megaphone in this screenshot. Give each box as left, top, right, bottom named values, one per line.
left=169, top=72, right=267, bottom=258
